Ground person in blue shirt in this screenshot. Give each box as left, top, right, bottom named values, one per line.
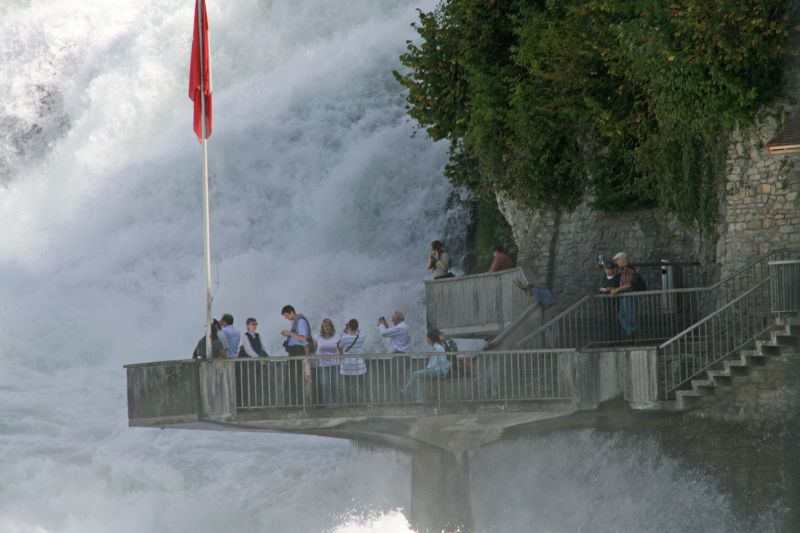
left=513, top=278, right=557, bottom=310
left=218, top=313, right=241, bottom=359
left=401, top=328, right=451, bottom=402
left=280, top=305, right=313, bottom=405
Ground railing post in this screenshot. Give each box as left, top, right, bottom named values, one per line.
left=769, top=260, right=800, bottom=313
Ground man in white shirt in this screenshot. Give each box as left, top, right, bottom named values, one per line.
left=378, top=310, right=411, bottom=401
left=378, top=311, right=411, bottom=353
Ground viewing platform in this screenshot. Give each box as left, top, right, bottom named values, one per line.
left=125, top=252, right=799, bottom=532
left=125, top=348, right=646, bottom=452
left=424, top=267, right=531, bottom=339
left=127, top=251, right=800, bottom=451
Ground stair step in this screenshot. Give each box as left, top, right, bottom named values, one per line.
left=772, top=333, right=799, bottom=347
left=740, top=349, right=768, bottom=366
left=692, top=379, right=717, bottom=394
left=676, top=390, right=704, bottom=409
left=724, top=360, right=749, bottom=376
left=706, top=369, right=733, bottom=386
left=755, top=340, right=781, bottom=356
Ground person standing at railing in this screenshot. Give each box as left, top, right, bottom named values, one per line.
left=427, top=240, right=453, bottom=279
left=236, top=317, right=269, bottom=406
left=400, top=328, right=451, bottom=402
left=192, top=319, right=226, bottom=360
left=609, top=252, right=638, bottom=337
left=314, top=318, right=341, bottom=405
left=598, top=261, right=623, bottom=342
left=488, top=245, right=513, bottom=272
left=339, top=319, right=367, bottom=404
left=281, top=305, right=314, bottom=405
left=379, top=311, right=411, bottom=400
left=238, top=317, right=269, bottom=357
left=378, top=311, right=411, bottom=353
left=218, top=313, right=241, bottom=359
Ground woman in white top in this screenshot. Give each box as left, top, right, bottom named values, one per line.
left=400, top=328, right=451, bottom=402
left=314, top=318, right=341, bottom=405
left=338, top=318, right=367, bottom=404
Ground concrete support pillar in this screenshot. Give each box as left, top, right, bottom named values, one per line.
left=198, top=360, right=236, bottom=421
left=409, top=447, right=473, bottom=533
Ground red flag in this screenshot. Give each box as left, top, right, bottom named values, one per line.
left=189, top=0, right=212, bottom=142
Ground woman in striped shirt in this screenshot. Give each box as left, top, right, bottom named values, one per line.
left=338, top=319, right=367, bottom=404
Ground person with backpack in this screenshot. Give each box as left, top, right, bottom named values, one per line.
left=610, top=252, right=643, bottom=337
left=281, top=305, right=314, bottom=405
left=442, top=334, right=471, bottom=377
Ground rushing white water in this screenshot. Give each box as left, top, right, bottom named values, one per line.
left=0, top=1, right=779, bottom=532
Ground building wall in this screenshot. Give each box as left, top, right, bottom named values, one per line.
left=717, top=111, right=800, bottom=277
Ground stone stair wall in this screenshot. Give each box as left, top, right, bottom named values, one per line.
left=672, top=316, right=800, bottom=416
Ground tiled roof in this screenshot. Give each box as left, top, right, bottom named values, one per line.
left=767, top=114, right=800, bottom=155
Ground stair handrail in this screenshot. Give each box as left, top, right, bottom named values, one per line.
left=656, top=276, right=775, bottom=399
left=516, top=248, right=800, bottom=350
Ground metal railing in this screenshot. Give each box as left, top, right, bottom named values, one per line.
left=632, top=261, right=705, bottom=290
left=769, top=260, right=800, bottom=313
left=518, top=289, right=710, bottom=349
left=424, top=267, right=531, bottom=338
left=657, top=277, right=774, bottom=398
left=518, top=249, right=800, bottom=351
left=232, top=350, right=574, bottom=409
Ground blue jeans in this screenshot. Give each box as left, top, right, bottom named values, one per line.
left=402, top=368, right=447, bottom=402
left=315, top=366, right=338, bottom=405
left=618, top=297, right=637, bottom=336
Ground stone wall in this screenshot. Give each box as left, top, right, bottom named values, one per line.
left=717, top=111, right=800, bottom=277
left=691, top=346, right=800, bottom=424
left=497, top=194, right=717, bottom=305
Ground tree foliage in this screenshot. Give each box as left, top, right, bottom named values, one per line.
left=394, top=0, right=791, bottom=227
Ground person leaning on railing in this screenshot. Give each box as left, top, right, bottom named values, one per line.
left=513, top=278, right=558, bottom=313
left=488, top=245, right=514, bottom=272
left=608, top=252, right=638, bottom=337
left=598, top=261, right=623, bottom=341
left=238, top=317, right=269, bottom=357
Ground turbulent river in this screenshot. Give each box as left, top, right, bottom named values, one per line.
left=0, top=1, right=794, bottom=532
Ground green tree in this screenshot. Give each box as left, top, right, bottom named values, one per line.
left=394, top=0, right=790, bottom=228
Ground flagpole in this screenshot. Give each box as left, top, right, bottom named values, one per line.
left=196, top=0, right=213, bottom=358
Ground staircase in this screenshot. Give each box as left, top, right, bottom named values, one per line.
left=673, top=316, right=800, bottom=410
